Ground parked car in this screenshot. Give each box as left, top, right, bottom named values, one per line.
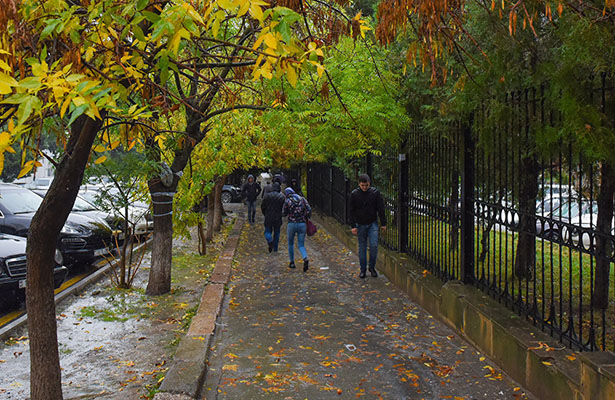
left=79, top=187, right=153, bottom=236
left=33, top=189, right=124, bottom=234
left=0, top=184, right=114, bottom=267
left=539, top=183, right=578, bottom=200
left=0, top=233, right=68, bottom=306
left=222, top=184, right=243, bottom=203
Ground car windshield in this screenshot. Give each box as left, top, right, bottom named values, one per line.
left=537, top=197, right=564, bottom=215
left=0, top=189, right=43, bottom=214
left=581, top=202, right=598, bottom=216
left=553, top=200, right=583, bottom=218
left=73, top=196, right=98, bottom=212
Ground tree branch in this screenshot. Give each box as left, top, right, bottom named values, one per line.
left=204, top=104, right=268, bottom=120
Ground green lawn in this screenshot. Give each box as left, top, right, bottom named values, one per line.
left=405, top=213, right=615, bottom=350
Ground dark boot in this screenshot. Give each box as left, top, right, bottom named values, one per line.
left=303, top=259, right=309, bottom=272
left=289, top=261, right=296, bottom=269
left=368, top=267, right=378, bottom=277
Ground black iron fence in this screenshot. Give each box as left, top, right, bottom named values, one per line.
left=307, top=76, right=615, bottom=352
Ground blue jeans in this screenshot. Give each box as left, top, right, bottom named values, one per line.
left=264, top=225, right=281, bottom=251
left=287, top=222, right=308, bottom=263
left=357, top=221, right=379, bottom=272
left=247, top=200, right=256, bottom=222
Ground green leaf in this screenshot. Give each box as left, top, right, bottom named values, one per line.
left=137, top=0, right=149, bottom=11
left=40, top=20, right=60, bottom=40
left=133, top=25, right=146, bottom=42
left=67, top=104, right=88, bottom=127
left=143, top=11, right=160, bottom=24
left=17, top=96, right=41, bottom=125
left=19, top=77, right=42, bottom=90
left=278, top=21, right=291, bottom=42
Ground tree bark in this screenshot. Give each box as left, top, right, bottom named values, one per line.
left=594, top=162, right=615, bottom=309
left=205, top=193, right=215, bottom=242
left=27, top=115, right=102, bottom=400
left=145, top=178, right=177, bottom=295
left=197, top=221, right=206, bottom=255
left=213, top=177, right=227, bottom=232
left=514, top=155, right=540, bottom=279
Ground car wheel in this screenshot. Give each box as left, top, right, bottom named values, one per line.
left=221, top=191, right=232, bottom=203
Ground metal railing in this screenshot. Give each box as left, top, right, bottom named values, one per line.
left=306, top=77, right=615, bottom=352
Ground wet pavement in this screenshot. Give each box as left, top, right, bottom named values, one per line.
left=202, top=214, right=534, bottom=399
left=0, top=214, right=238, bottom=399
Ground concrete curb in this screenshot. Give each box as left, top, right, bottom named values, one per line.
left=0, top=240, right=151, bottom=341
left=155, top=217, right=244, bottom=400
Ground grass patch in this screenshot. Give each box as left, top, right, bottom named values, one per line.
left=406, top=213, right=615, bottom=349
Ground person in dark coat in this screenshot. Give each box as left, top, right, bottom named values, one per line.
left=241, top=174, right=261, bottom=223
left=261, top=182, right=285, bottom=252
left=261, top=181, right=272, bottom=198
left=290, top=178, right=303, bottom=197
left=283, top=187, right=311, bottom=271
left=349, top=174, right=386, bottom=279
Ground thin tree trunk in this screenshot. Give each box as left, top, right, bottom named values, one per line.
left=205, top=193, right=215, bottom=242
left=197, top=221, right=206, bottom=255
left=594, top=162, right=615, bottom=309
left=27, top=115, right=102, bottom=400
left=213, top=177, right=227, bottom=232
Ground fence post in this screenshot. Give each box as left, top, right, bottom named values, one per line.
left=329, top=165, right=334, bottom=217
left=460, top=116, right=475, bottom=284
left=344, top=176, right=350, bottom=225
left=398, top=139, right=409, bottom=253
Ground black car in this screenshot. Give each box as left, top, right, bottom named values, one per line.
left=0, top=233, right=68, bottom=306
left=222, top=184, right=243, bottom=203
left=0, top=184, right=114, bottom=267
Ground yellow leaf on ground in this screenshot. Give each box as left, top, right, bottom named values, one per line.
left=222, top=364, right=238, bottom=371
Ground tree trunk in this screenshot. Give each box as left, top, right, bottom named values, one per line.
left=213, top=177, right=227, bottom=232
left=205, top=193, right=215, bottom=242
left=197, top=221, right=207, bottom=255
left=594, top=162, right=615, bottom=309
left=146, top=178, right=177, bottom=295
left=514, top=155, right=540, bottom=279
left=27, top=115, right=102, bottom=400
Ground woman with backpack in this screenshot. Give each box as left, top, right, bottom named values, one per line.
left=282, top=187, right=311, bottom=271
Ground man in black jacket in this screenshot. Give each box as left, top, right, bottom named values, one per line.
left=242, top=174, right=261, bottom=223
left=261, top=182, right=285, bottom=252
left=349, top=174, right=387, bottom=279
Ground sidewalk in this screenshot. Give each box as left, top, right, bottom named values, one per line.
left=200, top=213, right=533, bottom=399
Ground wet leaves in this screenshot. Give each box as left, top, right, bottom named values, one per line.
left=206, top=215, right=529, bottom=399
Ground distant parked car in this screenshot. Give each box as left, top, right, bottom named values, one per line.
left=0, top=233, right=67, bottom=306
left=79, top=187, right=153, bottom=236
left=0, top=184, right=114, bottom=267
left=33, top=189, right=124, bottom=233
left=222, top=184, right=243, bottom=203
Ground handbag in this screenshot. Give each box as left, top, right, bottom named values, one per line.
left=306, top=219, right=318, bottom=236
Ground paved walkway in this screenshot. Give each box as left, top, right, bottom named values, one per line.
left=202, top=211, right=533, bottom=399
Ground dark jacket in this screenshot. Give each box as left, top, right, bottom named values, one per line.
left=261, top=184, right=285, bottom=227
left=242, top=175, right=261, bottom=202
left=348, top=187, right=386, bottom=228
left=290, top=179, right=303, bottom=197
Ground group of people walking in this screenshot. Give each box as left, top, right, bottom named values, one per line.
left=242, top=173, right=386, bottom=279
